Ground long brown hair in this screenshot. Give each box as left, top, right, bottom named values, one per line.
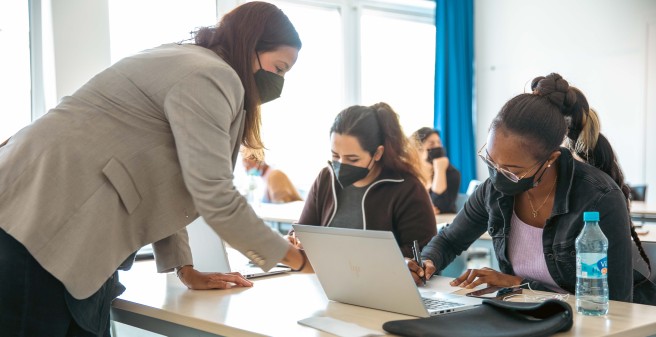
left=330, top=103, right=423, bottom=180
left=194, top=2, right=301, bottom=151
left=409, top=127, right=441, bottom=185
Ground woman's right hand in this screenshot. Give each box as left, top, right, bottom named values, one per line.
left=177, top=266, right=253, bottom=289
left=432, top=156, right=450, bottom=171
left=281, top=245, right=313, bottom=273
left=284, top=233, right=303, bottom=249
left=406, top=258, right=436, bottom=286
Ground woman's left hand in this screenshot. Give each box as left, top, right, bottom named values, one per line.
left=450, top=267, right=522, bottom=289
left=177, top=266, right=253, bottom=289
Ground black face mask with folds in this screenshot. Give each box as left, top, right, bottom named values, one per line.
left=426, top=147, right=446, bottom=163
left=330, top=159, right=372, bottom=188
left=254, top=53, right=284, bottom=104
left=488, top=160, right=548, bottom=196
left=254, top=69, right=283, bottom=104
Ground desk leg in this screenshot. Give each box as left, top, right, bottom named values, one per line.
left=111, top=308, right=226, bottom=337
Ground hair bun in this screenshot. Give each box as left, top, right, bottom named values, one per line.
left=530, top=73, right=577, bottom=113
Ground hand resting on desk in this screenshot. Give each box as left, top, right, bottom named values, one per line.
left=176, top=266, right=253, bottom=290
left=449, top=267, right=522, bottom=289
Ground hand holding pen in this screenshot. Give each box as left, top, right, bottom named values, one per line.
left=412, top=240, right=426, bottom=285
left=286, top=231, right=303, bottom=249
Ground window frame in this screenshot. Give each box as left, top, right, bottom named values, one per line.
left=237, top=0, right=435, bottom=106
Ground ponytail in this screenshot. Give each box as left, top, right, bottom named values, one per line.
left=370, top=103, right=423, bottom=180
left=567, top=105, right=651, bottom=278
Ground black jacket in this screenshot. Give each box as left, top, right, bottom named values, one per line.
left=429, top=164, right=461, bottom=213
left=422, top=149, right=649, bottom=303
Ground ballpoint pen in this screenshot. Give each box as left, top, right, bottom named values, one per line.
left=412, top=240, right=426, bottom=285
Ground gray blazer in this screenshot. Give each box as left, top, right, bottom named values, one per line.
left=0, top=44, right=288, bottom=299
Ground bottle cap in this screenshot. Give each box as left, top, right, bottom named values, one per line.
left=583, top=211, right=599, bottom=222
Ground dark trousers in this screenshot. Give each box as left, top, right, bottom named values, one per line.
left=0, top=228, right=100, bottom=337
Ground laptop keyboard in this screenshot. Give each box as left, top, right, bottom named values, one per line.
left=422, top=297, right=464, bottom=311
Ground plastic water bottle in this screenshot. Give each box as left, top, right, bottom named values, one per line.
left=575, top=211, right=609, bottom=316
left=246, top=168, right=262, bottom=207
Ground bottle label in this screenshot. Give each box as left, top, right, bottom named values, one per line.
left=577, top=253, right=608, bottom=278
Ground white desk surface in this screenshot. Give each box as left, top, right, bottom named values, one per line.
left=252, top=195, right=656, bottom=219
left=632, top=201, right=656, bottom=216
left=252, top=201, right=656, bottom=244
left=113, top=260, right=656, bottom=337
left=254, top=200, right=458, bottom=228
left=252, top=201, right=305, bottom=224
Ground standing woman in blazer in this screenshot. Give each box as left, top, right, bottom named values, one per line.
left=0, top=2, right=308, bottom=336
left=293, top=103, right=437, bottom=258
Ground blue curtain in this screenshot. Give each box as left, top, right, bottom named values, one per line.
left=434, top=0, right=475, bottom=193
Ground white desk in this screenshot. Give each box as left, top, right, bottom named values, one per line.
left=254, top=201, right=458, bottom=229
left=435, top=212, right=457, bottom=224
left=112, top=260, right=656, bottom=337
left=632, top=200, right=656, bottom=227
left=632, top=201, right=656, bottom=217
left=252, top=201, right=305, bottom=224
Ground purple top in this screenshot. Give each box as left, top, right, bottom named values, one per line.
left=508, top=212, right=566, bottom=293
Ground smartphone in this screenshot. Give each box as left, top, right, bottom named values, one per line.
left=466, top=286, right=522, bottom=300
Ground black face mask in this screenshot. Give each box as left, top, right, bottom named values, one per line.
left=330, top=158, right=373, bottom=188
left=254, top=53, right=284, bottom=104
left=427, top=147, right=446, bottom=162
left=488, top=160, right=548, bottom=196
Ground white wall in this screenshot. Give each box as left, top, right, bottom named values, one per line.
left=647, top=22, right=656, bottom=203
left=475, top=0, right=656, bottom=201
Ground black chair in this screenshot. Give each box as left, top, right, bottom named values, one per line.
left=629, top=184, right=647, bottom=202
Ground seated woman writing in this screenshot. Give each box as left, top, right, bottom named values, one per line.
left=291, top=102, right=436, bottom=258
left=407, top=73, right=655, bottom=305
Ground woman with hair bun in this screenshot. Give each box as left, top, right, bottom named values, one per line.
left=292, top=103, right=437, bottom=259
left=408, top=73, right=655, bottom=305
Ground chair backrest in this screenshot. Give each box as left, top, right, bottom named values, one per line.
left=466, top=179, right=482, bottom=196
left=629, top=184, right=648, bottom=202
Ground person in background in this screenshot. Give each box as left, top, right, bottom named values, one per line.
left=562, top=105, right=654, bottom=303
left=410, top=127, right=461, bottom=214
left=242, top=151, right=303, bottom=203
left=0, top=2, right=309, bottom=336
left=291, top=103, right=437, bottom=258
left=407, top=73, right=654, bottom=305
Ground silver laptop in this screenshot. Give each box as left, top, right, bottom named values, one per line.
left=292, top=224, right=482, bottom=317
left=186, top=217, right=290, bottom=278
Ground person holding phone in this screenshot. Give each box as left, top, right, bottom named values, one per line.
left=410, top=127, right=461, bottom=214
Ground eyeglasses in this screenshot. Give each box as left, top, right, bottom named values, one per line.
left=477, top=143, right=545, bottom=183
